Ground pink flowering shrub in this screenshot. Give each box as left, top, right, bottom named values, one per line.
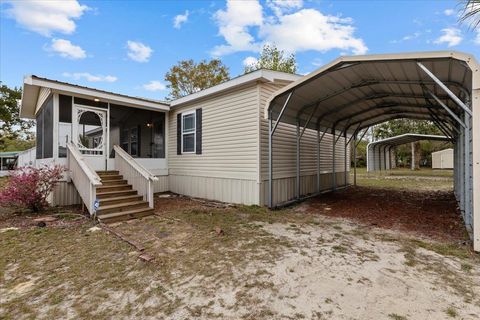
left=0, top=165, right=65, bottom=212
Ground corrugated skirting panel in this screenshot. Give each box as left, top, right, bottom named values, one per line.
left=154, top=175, right=169, bottom=193
left=260, top=171, right=349, bottom=206
left=51, top=181, right=82, bottom=206
left=169, top=175, right=260, bottom=205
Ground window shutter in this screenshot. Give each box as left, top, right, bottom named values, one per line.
left=177, top=113, right=182, bottom=155
left=196, top=108, right=202, bottom=154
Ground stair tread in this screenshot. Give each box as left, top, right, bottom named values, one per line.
left=98, top=207, right=154, bottom=220
left=97, top=184, right=132, bottom=189
left=99, top=195, right=142, bottom=202
left=97, top=190, right=137, bottom=196
left=98, top=200, right=147, bottom=210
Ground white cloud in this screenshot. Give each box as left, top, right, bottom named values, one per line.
left=267, top=0, right=303, bottom=16
left=444, top=9, right=455, bottom=16
left=211, top=0, right=264, bottom=56
left=261, top=9, right=367, bottom=55
left=63, top=72, right=117, bottom=82
left=49, top=38, right=86, bottom=59
left=142, top=80, right=166, bottom=91
left=212, top=0, right=367, bottom=56
left=434, top=27, right=463, bottom=47
left=4, top=0, right=89, bottom=37
left=174, top=10, right=189, bottom=29
left=126, top=41, right=153, bottom=62
left=242, top=56, right=258, bottom=67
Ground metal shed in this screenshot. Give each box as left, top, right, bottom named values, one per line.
left=366, top=133, right=450, bottom=171
left=432, top=148, right=454, bottom=169
left=265, top=51, right=479, bottom=251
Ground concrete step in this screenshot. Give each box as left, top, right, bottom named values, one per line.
left=97, top=200, right=149, bottom=215
left=99, top=195, right=143, bottom=206
left=97, top=184, right=132, bottom=192
left=98, top=207, right=154, bottom=224
left=96, top=190, right=138, bottom=199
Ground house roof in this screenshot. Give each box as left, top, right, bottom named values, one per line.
left=21, top=75, right=170, bottom=119
left=170, top=69, right=301, bottom=107
left=0, top=152, right=20, bottom=157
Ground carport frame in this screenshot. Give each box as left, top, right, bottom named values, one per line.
left=265, top=51, right=479, bottom=251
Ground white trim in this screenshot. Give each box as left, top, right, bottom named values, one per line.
left=181, top=110, right=196, bottom=154
left=170, top=69, right=300, bottom=107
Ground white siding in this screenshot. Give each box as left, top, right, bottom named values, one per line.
left=259, top=82, right=350, bottom=205
left=169, top=84, right=260, bottom=181
left=153, top=175, right=169, bottom=193
left=35, top=87, right=51, bottom=114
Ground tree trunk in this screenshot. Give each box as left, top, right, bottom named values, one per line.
left=411, top=142, right=421, bottom=170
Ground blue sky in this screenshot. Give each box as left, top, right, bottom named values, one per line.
left=1, top=0, right=479, bottom=100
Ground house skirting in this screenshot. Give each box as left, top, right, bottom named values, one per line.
left=261, top=171, right=349, bottom=206
left=168, top=174, right=260, bottom=205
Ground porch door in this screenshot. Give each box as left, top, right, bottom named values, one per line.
left=72, top=104, right=108, bottom=171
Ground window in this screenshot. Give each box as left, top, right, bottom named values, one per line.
left=121, top=129, right=129, bottom=152
left=182, top=111, right=196, bottom=153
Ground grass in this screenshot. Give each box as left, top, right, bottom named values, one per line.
left=388, top=314, right=408, bottom=320
left=445, top=306, right=458, bottom=318
left=351, top=167, right=453, bottom=191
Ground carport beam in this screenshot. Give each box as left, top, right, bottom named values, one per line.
left=417, top=62, right=472, bottom=116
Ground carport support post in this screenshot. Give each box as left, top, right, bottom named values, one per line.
left=268, top=110, right=273, bottom=208
left=344, top=131, right=347, bottom=186
left=353, top=133, right=357, bottom=186
left=465, top=111, right=471, bottom=228
left=296, top=119, right=300, bottom=199
left=332, top=127, right=336, bottom=191
left=317, top=128, right=320, bottom=193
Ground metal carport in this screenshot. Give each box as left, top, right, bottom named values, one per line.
left=265, top=51, right=479, bottom=251
left=366, top=133, right=450, bottom=171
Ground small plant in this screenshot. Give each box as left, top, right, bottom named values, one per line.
left=0, top=165, right=65, bottom=212
left=445, top=306, right=458, bottom=318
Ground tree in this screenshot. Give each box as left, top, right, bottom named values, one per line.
left=459, top=0, right=480, bottom=29
left=244, top=44, right=297, bottom=74
left=165, top=59, right=230, bottom=99
left=0, top=83, right=35, bottom=151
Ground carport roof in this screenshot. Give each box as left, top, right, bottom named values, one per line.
left=367, top=133, right=450, bottom=148
left=266, top=51, right=479, bottom=135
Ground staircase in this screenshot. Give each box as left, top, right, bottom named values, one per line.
left=95, top=171, right=154, bottom=223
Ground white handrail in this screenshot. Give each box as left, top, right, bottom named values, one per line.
left=113, top=145, right=158, bottom=181
left=67, top=143, right=102, bottom=215
left=67, top=143, right=102, bottom=185
left=113, top=145, right=158, bottom=208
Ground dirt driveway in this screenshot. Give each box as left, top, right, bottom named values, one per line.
left=1, top=190, right=479, bottom=319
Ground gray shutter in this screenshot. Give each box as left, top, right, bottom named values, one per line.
left=196, top=108, right=202, bottom=154
left=177, top=113, right=182, bottom=155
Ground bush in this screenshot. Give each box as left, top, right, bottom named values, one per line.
left=0, top=165, right=65, bottom=212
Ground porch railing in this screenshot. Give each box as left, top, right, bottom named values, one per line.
left=67, top=143, right=102, bottom=215
left=113, top=145, right=158, bottom=208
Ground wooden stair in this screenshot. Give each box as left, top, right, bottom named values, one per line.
left=96, top=171, right=154, bottom=223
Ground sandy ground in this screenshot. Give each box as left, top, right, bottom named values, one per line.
left=1, top=185, right=480, bottom=319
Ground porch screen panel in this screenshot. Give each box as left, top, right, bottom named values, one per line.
left=153, top=113, right=165, bottom=158
left=43, top=98, right=54, bottom=158
left=58, top=95, right=72, bottom=157
left=36, top=110, right=43, bottom=159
